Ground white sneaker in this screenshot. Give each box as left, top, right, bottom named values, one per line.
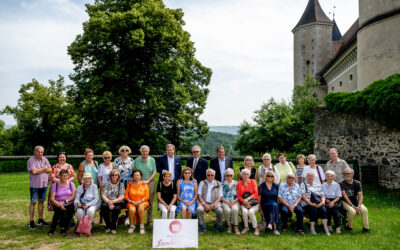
left=128, top=225, right=135, bottom=234
left=125, top=217, right=130, bottom=226
left=267, top=224, right=273, bottom=230
left=140, top=227, right=145, bottom=235
left=111, top=230, right=116, bottom=234
left=336, top=227, right=341, bottom=234
left=273, top=230, right=280, bottom=236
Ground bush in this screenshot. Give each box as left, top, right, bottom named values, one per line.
left=324, top=73, right=400, bottom=129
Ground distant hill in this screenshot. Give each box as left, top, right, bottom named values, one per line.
left=196, top=131, right=238, bottom=156
left=209, top=126, right=239, bottom=135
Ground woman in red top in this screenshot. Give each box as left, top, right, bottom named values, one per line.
left=237, top=168, right=260, bottom=236
left=50, top=152, right=76, bottom=183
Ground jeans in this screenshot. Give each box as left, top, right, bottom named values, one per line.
left=305, top=205, right=327, bottom=222
left=280, top=203, right=303, bottom=230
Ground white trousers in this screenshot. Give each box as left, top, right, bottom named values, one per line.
left=158, top=203, right=177, bottom=219
left=241, top=205, right=258, bottom=228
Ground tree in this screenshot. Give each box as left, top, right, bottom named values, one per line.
left=67, top=0, right=211, bottom=154
left=1, top=76, right=79, bottom=154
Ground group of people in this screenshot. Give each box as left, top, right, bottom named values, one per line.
left=27, top=144, right=370, bottom=236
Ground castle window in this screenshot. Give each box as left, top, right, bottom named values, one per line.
left=340, top=81, right=342, bottom=87
left=332, top=86, right=334, bottom=91
left=306, top=60, right=310, bottom=65
left=350, top=74, right=353, bottom=81
left=312, top=54, right=314, bottom=58
left=312, top=39, right=314, bottom=43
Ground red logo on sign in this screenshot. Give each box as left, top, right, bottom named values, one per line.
left=169, top=220, right=182, bottom=234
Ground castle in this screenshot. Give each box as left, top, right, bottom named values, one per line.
left=293, top=0, right=400, bottom=96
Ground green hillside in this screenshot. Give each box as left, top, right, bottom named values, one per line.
left=196, top=131, right=238, bottom=156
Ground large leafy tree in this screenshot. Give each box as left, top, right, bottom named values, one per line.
left=67, top=0, right=211, bottom=153
left=1, top=77, right=79, bottom=154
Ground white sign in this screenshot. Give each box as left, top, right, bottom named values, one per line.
left=152, top=219, right=198, bottom=248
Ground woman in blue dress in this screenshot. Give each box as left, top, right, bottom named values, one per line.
left=176, top=167, right=198, bottom=219
left=259, top=170, right=280, bottom=235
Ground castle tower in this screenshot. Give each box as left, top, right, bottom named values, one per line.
left=292, top=0, right=334, bottom=86
left=357, top=0, right=400, bottom=90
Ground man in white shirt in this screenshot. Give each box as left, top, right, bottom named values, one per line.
left=210, top=146, right=233, bottom=182
left=156, top=144, right=182, bottom=183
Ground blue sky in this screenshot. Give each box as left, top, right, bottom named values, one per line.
left=0, top=0, right=358, bottom=126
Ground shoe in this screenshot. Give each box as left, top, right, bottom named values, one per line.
left=128, top=225, right=135, bottom=234
left=273, top=230, right=280, bottom=236
left=345, top=224, right=353, bottom=231
left=148, top=221, right=153, bottom=227
left=37, top=219, right=49, bottom=226
left=29, top=221, right=36, bottom=229
left=140, top=227, right=145, bottom=235
left=199, top=224, right=207, bottom=233
left=362, top=228, right=370, bottom=233
left=234, top=227, right=240, bottom=235
left=227, top=225, right=232, bottom=234
left=254, top=228, right=259, bottom=236
left=327, top=226, right=333, bottom=232
left=310, top=229, right=317, bottom=235
left=241, top=227, right=249, bottom=234
left=324, top=229, right=331, bottom=236
left=105, top=228, right=111, bottom=233
left=60, top=228, right=67, bottom=236
left=47, top=229, right=54, bottom=236
left=215, top=224, right=224, bottom=233
left=125, top=217, right=130, bottom=226
left=267, top=224, right=272, bottom=230
left=336, top=227, right=341, bottom=234
left=111, top=230, right=116, bottom=234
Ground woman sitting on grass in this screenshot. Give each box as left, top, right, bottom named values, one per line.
left=48, top=169, right=76, bottom=236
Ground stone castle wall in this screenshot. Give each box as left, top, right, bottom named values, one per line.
left=314, top=107, right=400, bottom=189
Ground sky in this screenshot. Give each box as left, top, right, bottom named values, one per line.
left=0, top=0, right=358, bottom=126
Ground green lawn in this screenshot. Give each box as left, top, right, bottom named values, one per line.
left=0, top=172, right=399, bottom=249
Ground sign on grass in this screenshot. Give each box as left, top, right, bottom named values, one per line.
left=152, top=219, right=198, bottom=248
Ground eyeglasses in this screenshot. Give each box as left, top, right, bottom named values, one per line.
left=266, top=175, right=274, bottom=178
left=184, top=172, right=191, bottom=175
left=121, top=149, right=128, bottom=152
left=263, top=159, right=270, bottom=161
left=192, top=151, right=200, bottom=153
left=103, top=157, right=111, bottom=159
left=226, top=175, right=233, bottom=177
left=242, top=173, right=249, bottom=176
left=207, top=174, right=214, bottom=177
left=287, top=177, right=295, bottom=179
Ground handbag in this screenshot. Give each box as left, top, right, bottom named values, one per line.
left=304, top=183, right=322, bottom=204
left=76, top=214, right=92, bottom=236
left=242, top=192, right=258, bottom=207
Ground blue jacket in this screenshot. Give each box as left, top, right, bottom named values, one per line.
left=186, top=157, right=208, bottom=184
left=157, top=155, right=182, bottom=182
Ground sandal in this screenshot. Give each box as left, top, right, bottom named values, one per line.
left=297, top=230, right=305, bottom=235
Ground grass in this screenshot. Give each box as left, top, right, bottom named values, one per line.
left=0, top=171, right=399, bottom=249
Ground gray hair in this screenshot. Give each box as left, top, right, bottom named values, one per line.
left=329, top=148, right=338, bottom=153
left=206, top=168, right=216, bottom=175
left=192, top=145, right=201, bottom=152
left=140, top=145, right=150, bottom=152
left=343, top=168, right=354, bottom=174
left=262, top=153, right=272, bottom=160
left=225, top=168, right=234, bottom=175
left=118, top=145, right=132, bottom=154
left=286, top=172, right=295, bottom=178
left=307, top=154, right=317, bottom=161
left=34, top=146, right=44, bottom=152
left=241, top=168, right=251, bottom=176
left=325, top=170, right=335, bottom=177
left=166, top=144, right=175, bottom=150
left=306, top=171, right=315, bottom=177
left=244, top=156, right=254, bottom=165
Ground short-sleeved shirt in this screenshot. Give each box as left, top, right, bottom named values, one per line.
left=101, top=182, right=125, bottom=201
left=276, top=162, right=296, bottom=184
left=27, top=156, right=50, bottom=188
left=278, top=182, right=302, bottom=206
left=340, top=180, right=362, bottom=206
left=296, top=166, right=305, bottom=184
left=134, top=156, right=156, bottom=181
left=98, top=163, right=115, bottom=185
left=302, top=166, right=325, bottom=185
left=222, top=180, right=237, bottom=202
left=50, top=181, right=76, bottom=205
left=157, top=181, right=176, bottom=205
left=114, top=157, right=134, bottom=187
left=322, top=181, right=342, bottom=199
left=300, top=182, right=324, bottom=207
left=51, top=164, right=76, bottom=180
left=326, top=158, right=351, bottom=182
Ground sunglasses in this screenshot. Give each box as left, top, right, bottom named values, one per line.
left=287, top=177, right=295, bottom=179
left=207, top=174, right=214, bottom=177
left=103, top=157, right=111, bottom=159
left=226, top=175, right=233, bottom=177
left=121, top=149, right=129, bottom=152
left=184, top=172, right=191, bottom=174
left=266, top=175, right=274, bottom=178
left=110, top=174, right=118, bottom=177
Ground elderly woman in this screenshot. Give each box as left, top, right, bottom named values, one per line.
left=221, top=168, right=240, bottom=235
left=295, top=154, right=306, bottom=184
left=114, top=145, right=134, bottom=188
left=258, top=153, right=280, bottom=185
left=278, top=173, right=304, bottom=234
left=75, top=173, right=100, bottom=227
left=301, top=172, right=330, bottom=235
left=259, top=171, right=280, bottom=235
left=98, top=151, right=115, bottom=190
left=50, top=152, right=76, bottom=183
left=48, top=169, right=76, bottom=236
left=100, top=169, right=125, bottom=234
left=237, top=168, right=260, bottom=236
left=157, top=171, right=177, bottom=219
left=176, top=167, right=198, bottom=219
left=238, top=156, right=258, bottom=181
left=78, top=148, right=99, bottom=186
left=301, top=154, right=325, bottom=185
left=125, top=170, right=149, bottom=234
left=322, top=170, right=342, bottom=234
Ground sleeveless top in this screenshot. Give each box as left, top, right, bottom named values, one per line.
left=239, top=166, right=256, bottom=180
left=83, top=160, right=99, bottom=186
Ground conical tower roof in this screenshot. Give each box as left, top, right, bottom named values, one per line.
left=332, top=19, right=342, bottom=41
left=292, top=0, right=332, bottom=31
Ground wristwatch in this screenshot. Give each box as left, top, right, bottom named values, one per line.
left=64, top=200, right=68, bottom=204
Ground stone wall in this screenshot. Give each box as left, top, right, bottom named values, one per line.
left=314, top=107, right=400, bottom=189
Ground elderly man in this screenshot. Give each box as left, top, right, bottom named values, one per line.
left=134, top=145, right=157, bottom=226
left=187, top=145, right=208, bottom=184
left=156, top=144, right=182, bottom=183
left=210, top=146, right=234, bottom=182
left=27, top=146, right=52, bottom=229
left=340, top=168, right=370, bottom=233
left=197, top=169, right=224, bottom=233
left=326, top=148, right=350, bottom=182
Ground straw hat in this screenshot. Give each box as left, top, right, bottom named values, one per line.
left=83, top=173, right=92, bottom=179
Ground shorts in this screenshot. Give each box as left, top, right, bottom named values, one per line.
left=30, top=187, right=47, bottom=203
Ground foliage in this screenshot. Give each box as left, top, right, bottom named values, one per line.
left=195, top=131, right=238, bottom=156
left=1, top=77, right=80, bottom=154
left=324, top=73, right=400, bottom=129
left=67, top=0, right=211, bottom=154
left=1, top=172, right=399, bottom=249
left=0, top=121, right=15, bottom=155
left=235, top=76, right=320, bottom=155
